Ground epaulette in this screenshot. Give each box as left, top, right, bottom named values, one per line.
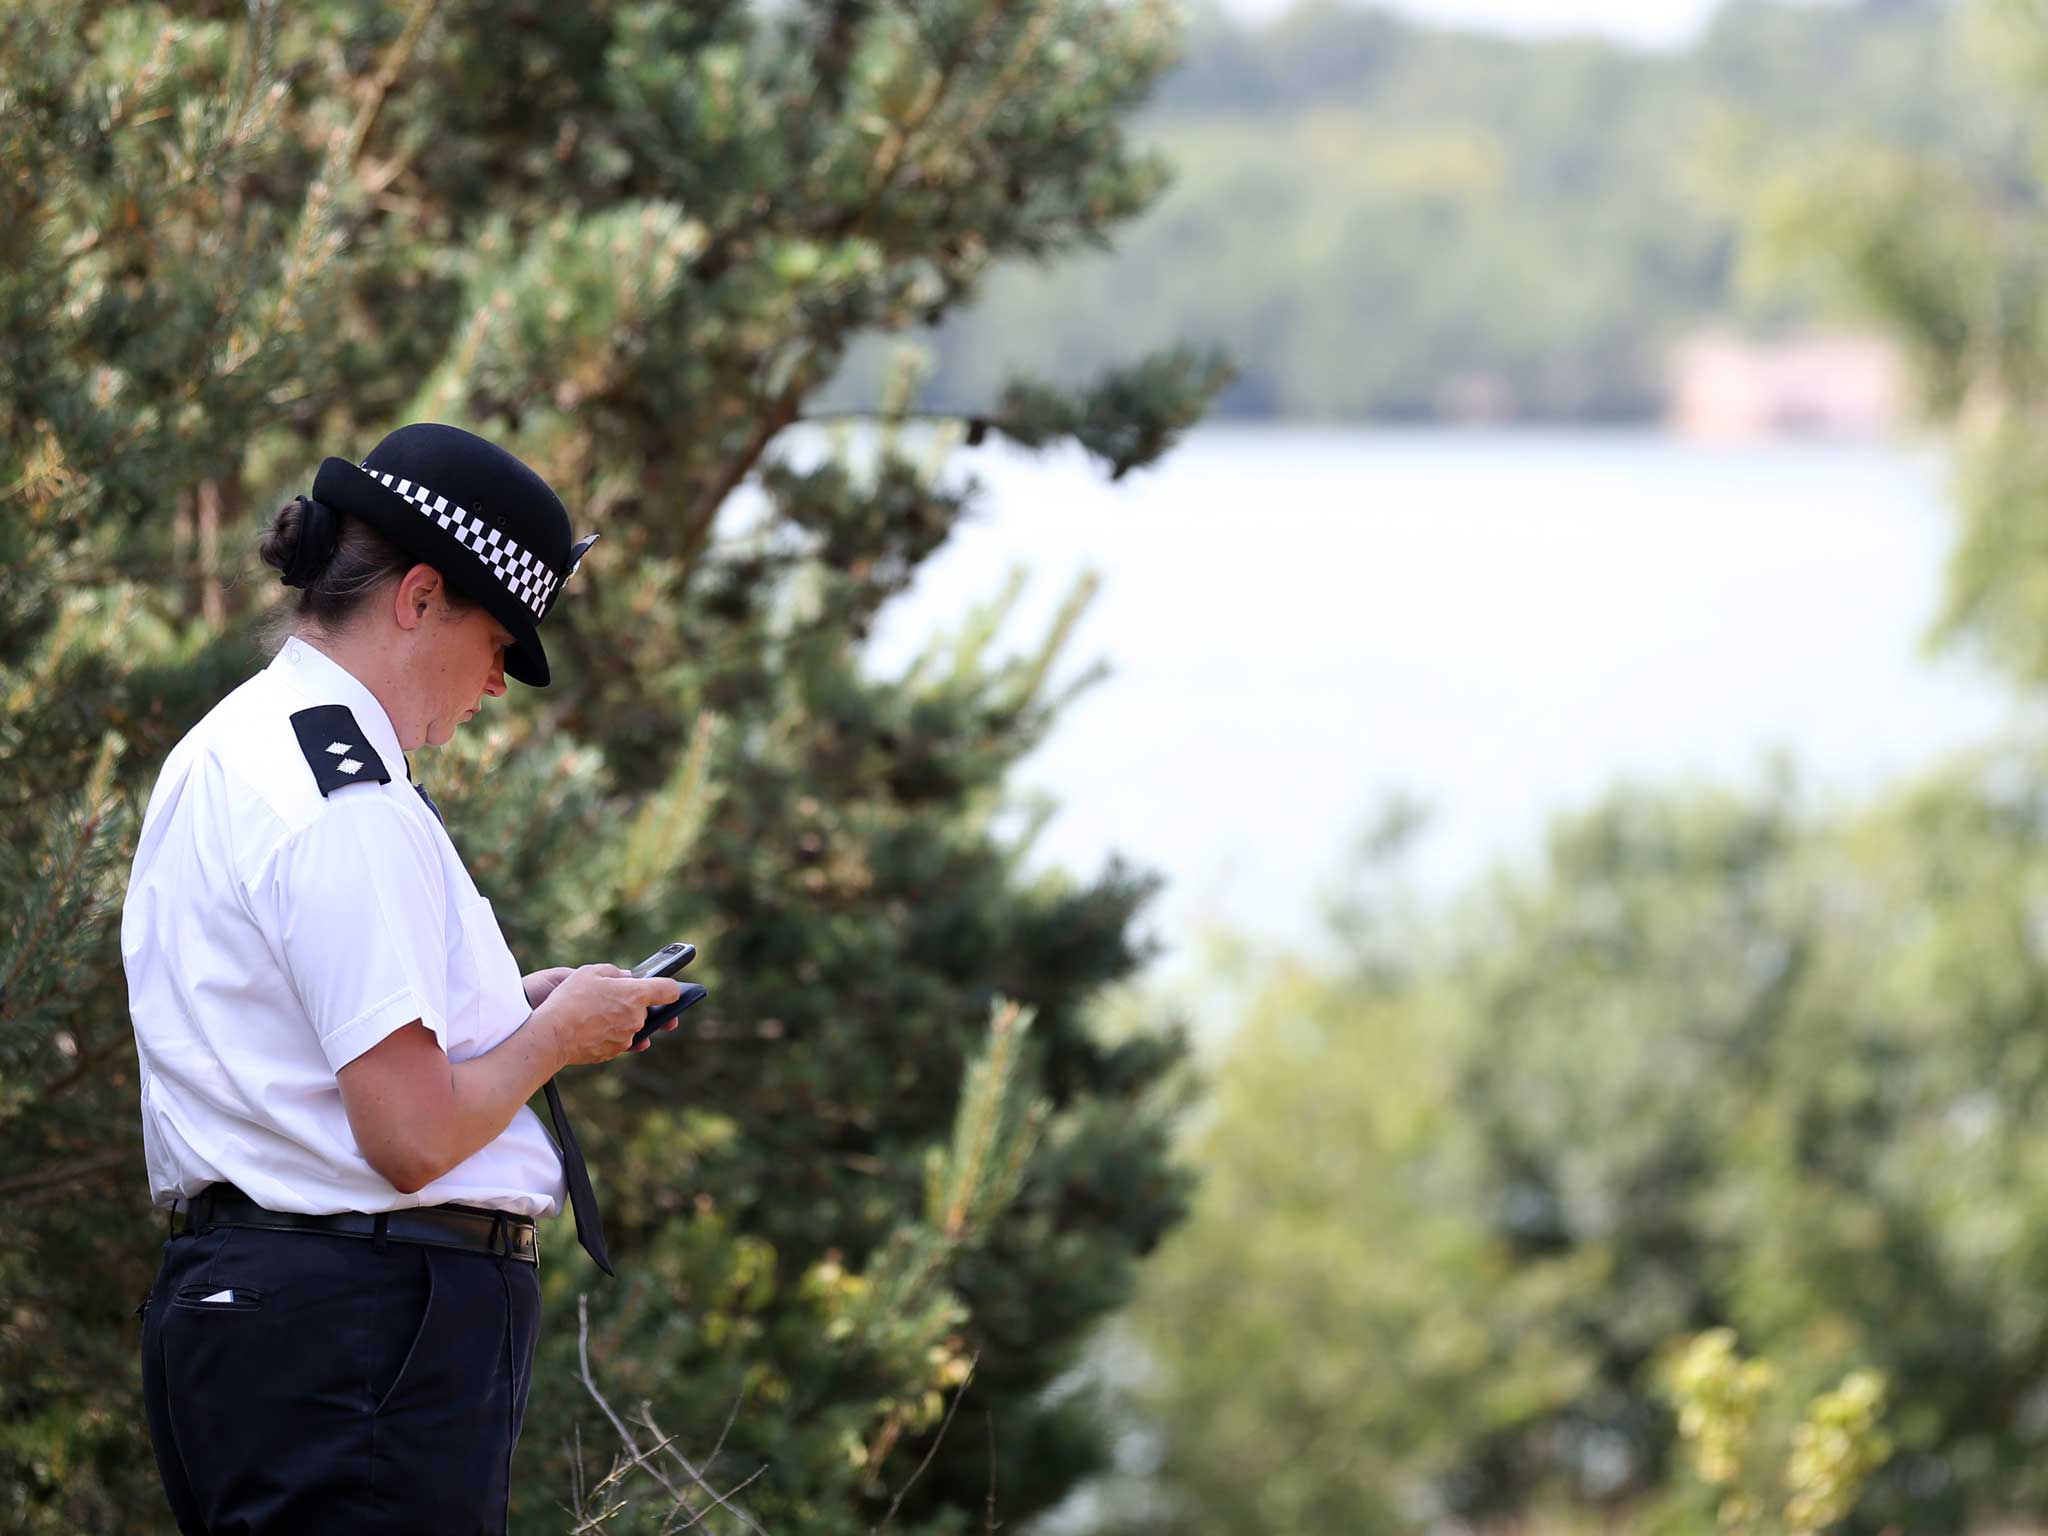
left=289, top=705, right=393, bottom=797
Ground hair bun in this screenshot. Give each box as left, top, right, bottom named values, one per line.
left=261, top=495, right=341, bottom=589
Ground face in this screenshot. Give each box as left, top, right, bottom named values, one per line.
left=419, top=597, right=513, bottom=747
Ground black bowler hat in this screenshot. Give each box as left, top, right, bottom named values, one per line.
left=310, top=423, right=597, bottom=687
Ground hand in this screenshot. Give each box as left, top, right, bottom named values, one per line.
left=521, top=966, right=574, bottom=1008
left=532, top=963, right=683, bottom=1068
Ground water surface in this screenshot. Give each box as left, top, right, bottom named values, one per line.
left=862, top=426, right=2017, bottom=995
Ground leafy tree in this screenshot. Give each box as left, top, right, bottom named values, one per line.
left=1747, top=0, right=2048, bottom=686
left=0, top=2, right=1223, bottom=1531
left=1108, top=749, right=2048, bottom=1535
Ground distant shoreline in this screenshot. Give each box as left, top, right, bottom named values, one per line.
left=868, top=0, right=1970, bottom=434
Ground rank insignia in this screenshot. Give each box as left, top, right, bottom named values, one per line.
left=289, top=705, right=392, bottom=797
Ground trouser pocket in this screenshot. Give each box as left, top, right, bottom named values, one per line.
left=155, top=1229, right=442, bottom=1533
left=365, top=1242, right=436, bottom=1415
left=172, top=1283, right=266, bottom=1312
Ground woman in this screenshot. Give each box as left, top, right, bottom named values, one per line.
left=123, top=423, right=683, bottom=1535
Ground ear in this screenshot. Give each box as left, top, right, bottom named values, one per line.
left=391, top=563, right=444, bottom=632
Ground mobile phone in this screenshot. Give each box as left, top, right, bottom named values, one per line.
left=631, top=942, right=697, bottom=980
left=628, top=941, right=706, bottom=1046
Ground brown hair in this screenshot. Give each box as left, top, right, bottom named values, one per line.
left=257, top=498, right=475, bottom=647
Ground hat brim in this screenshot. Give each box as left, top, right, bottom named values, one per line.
left=502, top=631, right=549, bottom=689
left=313, top=457, right=553, bottom=687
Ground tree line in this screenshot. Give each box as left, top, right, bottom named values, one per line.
left=846, top=0, right=1992, bottom=423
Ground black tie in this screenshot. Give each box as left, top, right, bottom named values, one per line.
left=413, top=776, right=444, bottom=825
left=542, top=1078, right=613, bottom=1275
left=412, top=773, right=615, bottom=1277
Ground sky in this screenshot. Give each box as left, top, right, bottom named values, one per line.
left=1219, top=0, right=1743, bottom=48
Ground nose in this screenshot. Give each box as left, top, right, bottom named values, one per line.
left=484, top=653, right=507, bottom=698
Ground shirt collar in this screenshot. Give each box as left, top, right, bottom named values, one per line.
left=269, top=635, right=409, bottom=782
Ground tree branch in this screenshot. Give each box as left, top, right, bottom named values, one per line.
left=577, top=1294, right=775, bottom=1535
left=0, top=1151, right=131, bottom=1203
left=874, top=1353, right=979, bottom=1533
left=676, top=388, right=808, bottom=573
left=40, top=1034, right=132, bottom=1102
left=343, top=0, right=442, bottom=174
left=636, top=1398, right=773, bottom=1536
left=579, top=1293, right=690, bottom=1507
left=985, top=1408, right=1000, bottom=1535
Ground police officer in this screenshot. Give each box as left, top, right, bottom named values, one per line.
left=122, top=423, right=684, bottom=1535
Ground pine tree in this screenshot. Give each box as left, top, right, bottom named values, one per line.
left=1, top=3, right=1223, bottom=1531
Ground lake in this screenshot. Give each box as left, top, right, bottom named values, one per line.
left=860, top=426, right=2018, bottom=1021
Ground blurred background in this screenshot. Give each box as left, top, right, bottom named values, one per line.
left=842, top=0, right=2048, bottom=1531
left=846, top=0, right=2026, bottom=1004
left=15, top=0, right=2048, bottom=1532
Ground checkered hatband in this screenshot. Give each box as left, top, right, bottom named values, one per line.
left=357, top=463, right=560, bottom=620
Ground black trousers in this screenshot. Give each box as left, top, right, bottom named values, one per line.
left=140, top=1222, right=542, bottom=1535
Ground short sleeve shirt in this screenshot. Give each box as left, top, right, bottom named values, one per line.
left=120, top=635, right=567, bottom=1217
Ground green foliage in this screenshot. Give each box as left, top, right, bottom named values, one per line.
left=1736, top=3, right=2048, bottom=688
left=1669, top=1332, right=1782, bottom=1499
left=1061, top=8, right=2048, bottom=1536
left=990, top=345, right=1233, bottom=479
left=1111, top=753, right=2048, bottom=1535
left=1784, top=1373, right=1891, bottom=1535
left=0, top=2, right=1219, bottom=1531
left=1663, top=1330, right=1892, bottom=1536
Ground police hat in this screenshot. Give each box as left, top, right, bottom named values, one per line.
left=310, top=423, right=596, bottom=688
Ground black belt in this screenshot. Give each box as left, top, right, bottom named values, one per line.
left=177, top=1183, right=538, bottom=1266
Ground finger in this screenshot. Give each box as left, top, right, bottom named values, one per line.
left=590, top=963, right=628, bottom=978
left=639, top=978, right=684, bottom=1004
left=662, top=1018, right=680, bottom=1030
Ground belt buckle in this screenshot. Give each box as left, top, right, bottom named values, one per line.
left=484, top=1212, right=537, bottom=1265
left=504, top=1216, right=535, bottom=1264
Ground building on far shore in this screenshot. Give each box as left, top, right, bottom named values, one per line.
left=1667, top=330, right=1906, bottom=441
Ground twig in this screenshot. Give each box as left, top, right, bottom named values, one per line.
left=578, top=1296, right=775, bottom=1535
left=578, top=1294, right=689, bottom=1505
left=666, top=1464, right=768, bottom=1534
left=874, top=1354, right=980, bottom=1532
left=702, top=1385, right=748, bottom=1474
left=650, top=1383, right=751, bottom=1534
left=589, top=1429, right=685, bottom=1500
left=984, top=1409, right=999, bottom=1535
left=797, top=408, right=985, bottom=428
left=633, top=1402, right=709, bottom=1527
left=569, top=1423, right=585, bottom=1515
left=636, top=1399, right=773, bottom=1536
left=569, top=1495, right=629, bottom=1533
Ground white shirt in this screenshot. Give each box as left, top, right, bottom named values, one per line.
left=121, top=634, right=567, bottom=1217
